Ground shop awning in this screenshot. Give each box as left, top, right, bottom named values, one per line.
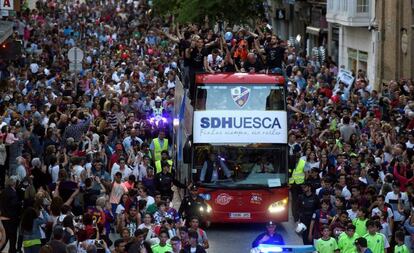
left=306, top=26, right=320, bottom=35
left=306, top=26, right=328, bottom=36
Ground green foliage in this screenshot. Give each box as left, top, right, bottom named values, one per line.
left=153, top=0, right=265, bottom=25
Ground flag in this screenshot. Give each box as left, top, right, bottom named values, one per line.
left=177, top=90, right=186, bottom=161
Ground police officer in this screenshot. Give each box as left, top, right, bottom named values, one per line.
left=251, top=221, right=285, bottom=248
left=178, top=185, right=207, bottom=223
left=151, top=96, right=165, bottom=117
left=296, top=181, right=319, bottom=245
left=154, top=162, right=186, bottom=200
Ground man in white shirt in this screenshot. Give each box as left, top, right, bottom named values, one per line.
left=132, top=155, right=151, bottom=181
left=123, top=129, right=143, bottom=152
left=204, top=48, right=223, bottom=73
left=406, top=132, right=414, bottom=150
left=72, top=158, right=85, bottom=182
left=371, top=195, right=394, bottom=226
left=385, top=182, right=410, bottom=223
left=111, top=156, right=132, bottom=181
left=338, top=174, right=352, bottom=200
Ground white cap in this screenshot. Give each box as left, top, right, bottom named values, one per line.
left=155, top=96, right=162, bottom=102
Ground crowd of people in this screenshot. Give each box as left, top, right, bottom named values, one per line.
left=0, top=0, right=214, bottom=253
left=0, top=0, right=413, bottom=253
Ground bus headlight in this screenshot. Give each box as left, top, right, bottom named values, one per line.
left=268, top=198, right=288, bottom=213
left=199, top=204, right=212, bottom=213
left=206, top=203, right=212, bottom=213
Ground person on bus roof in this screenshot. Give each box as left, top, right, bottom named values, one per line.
left=199, top=152, right=231, bottom=183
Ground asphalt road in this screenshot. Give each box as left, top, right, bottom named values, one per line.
left=1, top=219, right=301, bottom=253
left=206, top=219, right=303, bottom=253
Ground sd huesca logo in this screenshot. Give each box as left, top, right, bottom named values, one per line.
left=231, top=86, right=250, bottom=108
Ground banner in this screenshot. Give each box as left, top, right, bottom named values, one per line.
left=336, top=68, right=354, bottom=87
left=1, top=0, right=13, bottom=10
left=177, top=90, right=186, bottom=162
left=193, top=110, right=287, bottom=144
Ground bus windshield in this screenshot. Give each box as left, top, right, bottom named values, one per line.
left=195, top=84, right=285, bottom=111
left=194, top=144, right=288, bottom=189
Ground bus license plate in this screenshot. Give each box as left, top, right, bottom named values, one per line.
left=229, top=212, right=251, bottom=219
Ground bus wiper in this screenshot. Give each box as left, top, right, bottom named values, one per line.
left=235, top=183, right=274, bottom=192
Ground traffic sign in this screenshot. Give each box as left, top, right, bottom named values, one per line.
left=69, top=62, right=82, bottom=73
left=68, top=47, right=84, bottom=63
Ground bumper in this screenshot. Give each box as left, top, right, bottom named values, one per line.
left=208, top=209, right=289, bottom=223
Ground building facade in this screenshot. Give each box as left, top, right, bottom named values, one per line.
left=326, top=0, right=375, bottom=85
left=267, top=0, right=328, bottom=58
left=327, top=0, right=414, bottom=89
left=267, top=0, right=414, bottom=89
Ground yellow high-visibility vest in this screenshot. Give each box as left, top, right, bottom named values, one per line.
left=289, top=159, right=305, bottom=184
left=155, top=159, right=173, bottom=174
left=153, top=138, right=168, bottom=161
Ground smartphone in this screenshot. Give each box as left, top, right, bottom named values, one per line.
left=266, top=24, right=272, bottom=31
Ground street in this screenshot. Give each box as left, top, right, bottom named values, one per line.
left=1, top=0, right=408, bottom=253
left=206, top=219, right=302, bottom=253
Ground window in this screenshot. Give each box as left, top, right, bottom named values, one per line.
left=194, top=144, right=288, bottom=188
left=347, top=48, right=368, bottom=73
left=195, top=85, right=285, bottom=111
left=328, top=0, right=334, bottom=10
left=342, top=0, right=348, bottom=12
left=357, top=0, right=369, bottom=13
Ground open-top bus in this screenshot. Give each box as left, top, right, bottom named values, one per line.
left=187, top=73, right=289, bottom=223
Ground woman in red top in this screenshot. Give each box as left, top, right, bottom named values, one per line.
left=393, top=161, right=414, bottom=192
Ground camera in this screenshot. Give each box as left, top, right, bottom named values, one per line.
left=94, top=240, right=105, bottom=253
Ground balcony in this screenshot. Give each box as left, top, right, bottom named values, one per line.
left=326, top=0, right=371, bottom=27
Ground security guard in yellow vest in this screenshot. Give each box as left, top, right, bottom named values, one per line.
left=289, top=158, right=305, bottom=185
left=289, top=154, right=306, bottom=222
left=155, top=150, right=173, bottom=174
left=150, top=130, right=169, bottom=162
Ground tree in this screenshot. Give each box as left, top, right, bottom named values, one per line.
left=153, top=0, right=265, bottom=25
